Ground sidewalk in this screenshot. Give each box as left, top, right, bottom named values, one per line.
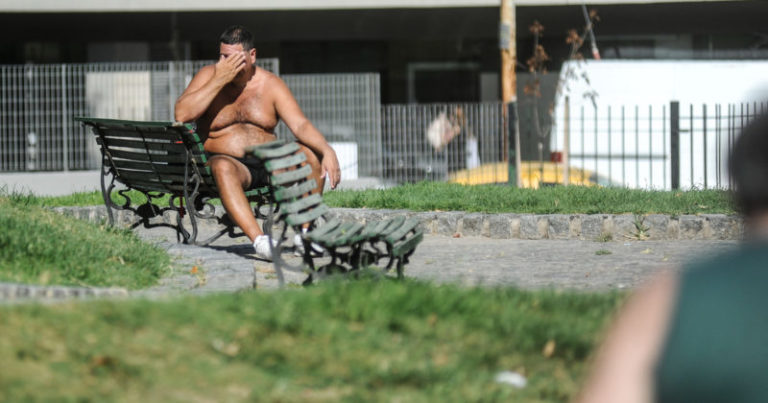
left=0, top=207, right=740, bottom=303
left=134, top=230, right=737, bottom=295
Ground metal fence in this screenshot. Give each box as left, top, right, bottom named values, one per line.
left=551, top=100, right=763, bottom=190
left=673, top=101, right=765, bottom=190
left=2, top=59, right=763, bottom=192
left=381, top=102, right=506, bottom=184
left=0, top=59, right=279, bottom=172
left=277, top=73, right=382, bottom=179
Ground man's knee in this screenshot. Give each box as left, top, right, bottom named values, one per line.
left=298, top=144, right=322, bottom=171
left=209, top=157, right=246, bottom=186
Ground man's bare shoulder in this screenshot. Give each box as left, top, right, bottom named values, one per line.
left=260, top=69, right=289, bottom=89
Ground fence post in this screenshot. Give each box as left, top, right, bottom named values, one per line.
left=61, top=64, right=69, bottom=171
left=169, top=61, right=176, bottom=121
left=506, top=102, right=519, bottom=186
left=670, top=101, right=680, bottom=190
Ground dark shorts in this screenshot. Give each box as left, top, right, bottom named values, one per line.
left=208, top=153, right=270, bottom=191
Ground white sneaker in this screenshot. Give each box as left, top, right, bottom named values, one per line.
left=253, top=235, right=277, bottom=261
left=294, top=233, right=325, bottom=256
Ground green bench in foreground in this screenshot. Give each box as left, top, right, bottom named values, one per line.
left=76, top=117, right=273, bottom=245
left=248, top=140, right=424, bottom=285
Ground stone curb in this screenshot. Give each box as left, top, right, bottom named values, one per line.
left=0, top=282, right=128, bottom=304
left=53, top=206, right=744, bottom=241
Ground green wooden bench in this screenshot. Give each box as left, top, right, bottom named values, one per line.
left=76, top=117, right=273, bottom=245
left=247, top=140, right=424, bottom=285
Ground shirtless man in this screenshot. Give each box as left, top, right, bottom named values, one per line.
left=174, top=25, right=341, bottom=260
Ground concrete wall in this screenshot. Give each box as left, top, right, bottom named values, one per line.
left=1, top=0, right=729, bottom=12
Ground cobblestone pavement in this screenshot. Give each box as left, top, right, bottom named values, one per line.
left=408, top=236, right=737, bottom=290
left=132, top=226, right=738, bottom=296
left=0, top=216, right=740, bottom=303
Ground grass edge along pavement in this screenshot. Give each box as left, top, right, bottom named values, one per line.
left=1, top=183, right=738, bottom=289
left=0, top=278, right=625, bottom=402
left=0, top=194, right=170, bottom=289
left=326, top=182, right=735, bottom=215
left=23, top=182, right=735, bottom=215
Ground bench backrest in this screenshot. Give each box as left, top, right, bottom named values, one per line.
left=76, top=117, right=217, bottom=196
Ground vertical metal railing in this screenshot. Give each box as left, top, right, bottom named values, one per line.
left=671, top=101, right=764, bottom=190
left=560, top=103, right=668, bottom=188
left=0, top=59, right=278, bottom=172
left=557, top=100, right=761, bottom=190
left=276, top=73, right=382, bottom=179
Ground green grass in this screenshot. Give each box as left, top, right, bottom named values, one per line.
left=7, top=189, right=171, bottom=209
left=17, top=182, right=735, bottom=215
left=324, top=182, right=735, bottom=215
left=0, top=184, right=643, bottom=401
left=0, top=195, right=170, bottom=289
left=0, top=278, right=624, bottom=402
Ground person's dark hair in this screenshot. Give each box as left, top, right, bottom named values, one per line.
left=219, top=25, right=255, bottom=51
left=729, top=111, right=768, bottom=216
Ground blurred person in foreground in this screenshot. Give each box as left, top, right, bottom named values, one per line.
left=174, top=25, right=340, bottom=261
left=575, top=112, right=768, bottom=403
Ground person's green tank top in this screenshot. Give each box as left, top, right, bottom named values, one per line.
left=655, top=242, right=768, bottom=402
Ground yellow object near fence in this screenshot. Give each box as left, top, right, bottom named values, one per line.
left=448, top=161, right=613, bottom=188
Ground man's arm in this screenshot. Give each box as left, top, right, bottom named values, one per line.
left=174, top=52, right=247, bottom=122
left=272, top=77, right=341, bottom=189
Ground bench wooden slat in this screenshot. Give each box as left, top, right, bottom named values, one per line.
left=107, top=160, right=206, bottom=175
left=318, top=221, right=358, bottom=245
left=392, top=231, right=424, bottom=257
left=327, top=222, right=365, bottom=247
left=97, top=128, right=185, bottom=141
left=75, top=116, right=175, bottom=128
left=347, top=222, right=376, bottom=243
left=119, top=180, right=218, bottom=195
left=117, top=171, right=189, bottom=184
left=265, top=153, right=306, bottom=171
left=306, top=219, right=343, bottom=240
left=244, top=187, right=270, bottom=198
left=286, top=204, right=329, bottom=227
left=248, top=141, right=300, bottom=160
left=99, top=137, right=201, bottom=154
left=110, top=155, right=207, bottom=167
left=271, top=165, right=313, bottom=186
left=385, top=218, right=422, bottom=244
left=273, top=180, right=317, bottom=202
left=359, top=219, right=393, bottom=239
left=107, top=149, right=189, bottom=164
left=377, top=216, right=407, bottom=238
left=280, top=193, right=324, bottom=214
left=114, top=179, right=178, bottom=193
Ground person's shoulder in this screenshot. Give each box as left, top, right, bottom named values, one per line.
left=260, top=69, right=288, bottom=88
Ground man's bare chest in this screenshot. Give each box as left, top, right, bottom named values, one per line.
left=207, top=89, right=278, bottom=131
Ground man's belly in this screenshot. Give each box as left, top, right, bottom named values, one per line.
left=203, top=124, right=278, bottom=157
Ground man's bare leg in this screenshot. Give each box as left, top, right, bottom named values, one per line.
left=297, top=143, right=325, bottom=195
left=210, top=148, right=323, bottom=258
left=209, top=155, right=264, bottom=242
left=292, top=144, right=328, bottom=255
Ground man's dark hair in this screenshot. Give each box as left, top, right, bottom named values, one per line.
left=219, top=25, right=255, bottom=51
left=730, top=111, right=768, bottom=216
